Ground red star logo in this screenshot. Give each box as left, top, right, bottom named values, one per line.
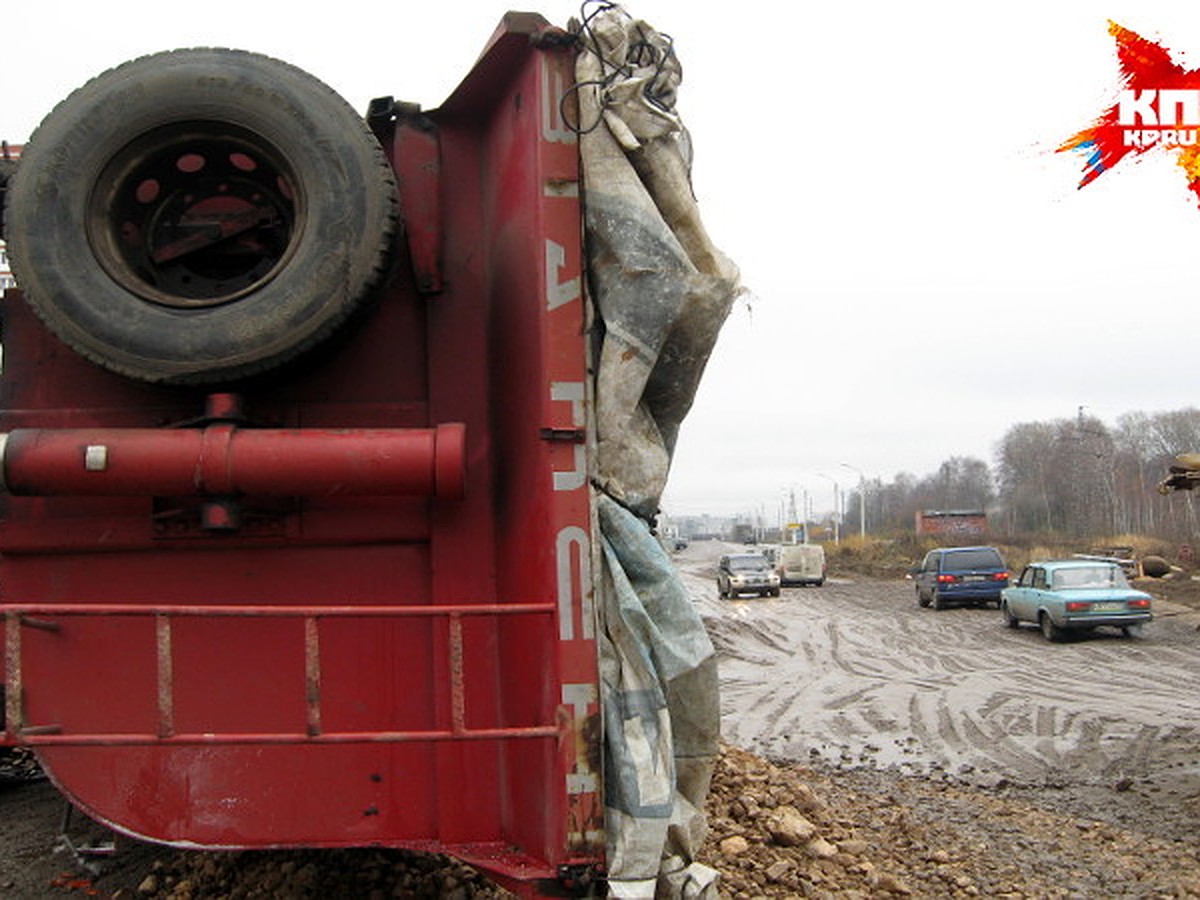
left=1061, top=22, right=1200, bottom=205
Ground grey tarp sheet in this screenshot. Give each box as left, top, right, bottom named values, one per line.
left=575, top=6, right=741, bottom=896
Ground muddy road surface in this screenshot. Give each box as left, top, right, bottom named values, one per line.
left=679, top=541, right=1200, bottom=808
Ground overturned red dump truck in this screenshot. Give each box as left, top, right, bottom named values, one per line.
left=0, top=12, right=605, bottom=895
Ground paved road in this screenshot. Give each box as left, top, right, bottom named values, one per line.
left=676, top=542, right=1200, bottom=792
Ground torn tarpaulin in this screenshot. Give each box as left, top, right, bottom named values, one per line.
left=574, top=4, right=740, bottom=896
left=577, top=3, right=740, bottom=522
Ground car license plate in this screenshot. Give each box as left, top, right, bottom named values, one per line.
left=963, top=575, right=985, bottom=582
left=1091, top=602, right=1124, bottom=612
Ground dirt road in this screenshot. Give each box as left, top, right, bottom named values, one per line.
left=679, top=541, right=1200, bottom=834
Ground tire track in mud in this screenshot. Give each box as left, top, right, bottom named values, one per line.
left=676, top=544, right=1200, bottom=789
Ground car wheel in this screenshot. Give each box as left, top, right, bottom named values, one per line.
left=5, top=49, right=398, bottom=384
left=916, top=586, right=930, bottom=608
left=932, top=590, right=946, bottom=611
left=1002, top=601, right=1019, bottom=629
left=770, top=588, right=780, bottom=597
left=1039, top=613, right=1065, bottom=642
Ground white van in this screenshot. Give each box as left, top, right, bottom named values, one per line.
left=776, top=543, right=826, bottom=587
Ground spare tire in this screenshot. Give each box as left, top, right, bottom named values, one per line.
left=4, top=49, right=398, bottom=384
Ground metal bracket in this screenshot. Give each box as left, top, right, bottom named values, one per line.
left=55, top=802, right=117, bottom=877
left=540, top=427, right=585, bottom=444
left=556, top=862, right=604, bottom=894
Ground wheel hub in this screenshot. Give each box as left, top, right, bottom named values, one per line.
left=88, top=124, right=300, bottom=308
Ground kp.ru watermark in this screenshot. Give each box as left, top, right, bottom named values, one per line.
left=1118, top=90, right=1200, bottom=147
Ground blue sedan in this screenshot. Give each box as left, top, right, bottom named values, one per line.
left=1001, top=559, right=1152, bottom=641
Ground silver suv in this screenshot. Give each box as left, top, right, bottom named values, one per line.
left=717, top=553, right=781, bottom=598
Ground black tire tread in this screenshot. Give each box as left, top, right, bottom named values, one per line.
left=7, top=48, right=399, bottom=384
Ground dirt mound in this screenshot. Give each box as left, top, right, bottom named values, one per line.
left=698, top=744, right=1200, bottom=898
left=698, top=744, right=913, bottom=896
left=122, top=847, right=507, bottom=899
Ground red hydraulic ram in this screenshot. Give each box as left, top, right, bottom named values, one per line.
left=0, top=423, right=466, bottom=499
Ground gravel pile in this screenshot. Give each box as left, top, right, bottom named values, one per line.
left=698, top=744, right=1200, bottom=898
left=118, top=848, right=509, bottom=899
left=0, top=746, right=44, bottom=783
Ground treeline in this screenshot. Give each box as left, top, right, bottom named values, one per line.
left=844, top=408, right=1200, bottom=541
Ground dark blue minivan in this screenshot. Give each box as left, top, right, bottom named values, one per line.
left=913, top=546, right=1009, bottom=610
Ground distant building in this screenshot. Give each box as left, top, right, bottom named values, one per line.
left=915, top=509, right=987, bottom=537
left=0, top=142, right=22, bottom=294
left=731, top=522, right=756, bottom=544
left=0, top=244, right=12, bottom=294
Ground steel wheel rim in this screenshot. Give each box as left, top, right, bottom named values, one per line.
left=87, top=121, right=302, bottom=309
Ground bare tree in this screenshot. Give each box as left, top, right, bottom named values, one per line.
left=996, top=421, right=1059, bottom=532
left=843, top=407, right=1200, bottom=541
left=1062, top=412, right=1115, bottom=537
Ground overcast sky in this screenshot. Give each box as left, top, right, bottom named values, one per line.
left=4, top=1, right=1200, bottom=519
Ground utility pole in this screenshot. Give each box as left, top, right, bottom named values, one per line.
left=818, top=473, right=840, bottom=544
left=841, top=462, right=867, bottom=539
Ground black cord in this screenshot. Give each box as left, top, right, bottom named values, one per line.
left=561, top=1, right=680, bottom=136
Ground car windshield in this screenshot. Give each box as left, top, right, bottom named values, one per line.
left=1051, top=565, right=1129, bottom=590
left=729, top=556, right=768, bottom=572
left=943, top=548, right=1002, bottom=570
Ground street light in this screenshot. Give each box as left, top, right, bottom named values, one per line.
left=841, top=462, right=867, bottom=540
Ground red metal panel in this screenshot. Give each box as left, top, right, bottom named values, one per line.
left=434, top=25, right=602, bottom=870
left=0, top=15, right=601, bottom=894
